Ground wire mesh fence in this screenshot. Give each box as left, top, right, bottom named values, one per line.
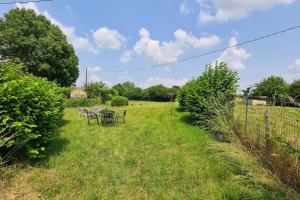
left=233, top=99, right=300, bottom=188
left=235, top=99, right=300, bottom=149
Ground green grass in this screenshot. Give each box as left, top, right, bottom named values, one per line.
left=1, top=102, right=299, bottom=199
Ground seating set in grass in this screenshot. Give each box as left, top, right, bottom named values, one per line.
left=79, top=106, right=127, bottom=126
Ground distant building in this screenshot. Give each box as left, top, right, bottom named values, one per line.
left=248, top=99, right=267, bottom=106
left=70, top=88, right=87, bottom=99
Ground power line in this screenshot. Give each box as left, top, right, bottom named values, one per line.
left=0, top=0, right=53, bottom=5
left=100, top=25, right=300, bottom=73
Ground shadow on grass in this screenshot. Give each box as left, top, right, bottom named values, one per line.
left=35, top=119, right=70, bottom=166
left=180, top=114, right=195, bottom=125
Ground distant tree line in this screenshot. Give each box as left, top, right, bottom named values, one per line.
left=83, top=81, right=180, bottom=103
left=113, top=82, right=179, bottom=102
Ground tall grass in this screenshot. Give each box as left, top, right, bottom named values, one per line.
left=1, top=102, right=299, bottom=199
left=213, top=101, right=300, bottom=190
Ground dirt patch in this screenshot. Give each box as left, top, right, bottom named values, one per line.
left=0, top=169, right=39, bottom=200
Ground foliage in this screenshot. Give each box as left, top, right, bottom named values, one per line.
left=112, top=83, right=125, bottom=96
left=111, top=96, right=129, bottom=106
left=0, top=8, right=79, bottom=86
left=0, top=63, right=24, bottom=83
left=143, top=84, right=171, bottom=102
left=252, top=76, right=289, bottom=98
left=289, top=79, right=300, bottom=99
left=179, top=62, right=239, bottom=126
left=65, top=98, right=101, bottom=108
left=61, top=87, right=73, bottom=98
left=0, top=70, right=65, bottom=160
left=113, top=81, right=143, bottom=100
left=85, top=82, right=117, bottom=102
left=177, top=79, right=196, bottom=111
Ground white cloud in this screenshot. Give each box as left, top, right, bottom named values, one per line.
left=180, top=0, right=190, bottom=15
left=16, top=2, right=38, bottom=12
left=289, top=59, right=300, bottom=75
left=197, top=0, right=295, bottom=23
left=93, top=27, right=126, bottom=50
left=123, top=27, right=220, bottom=64
left=89, top=74, right=101, bottom=82
left=72, top=37, right=99, bottom=54
left=145, top=76, right=189, bottom=88
left=120, top=50, right=133, bottom=63
left=174, top=29, right=220, bottom=49
left=133, top=28, right=184, bottom=64
left=216, top=37, right=250, bottom=70
left=87, top=66, right=101, bottom=72
left=16, top=3, right=126, bottom=54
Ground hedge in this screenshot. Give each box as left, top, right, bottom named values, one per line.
left=111, top=96, right=129, bottom=106
left=0, top=72, right=65, bottom=160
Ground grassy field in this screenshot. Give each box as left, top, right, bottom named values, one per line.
left=1, top=102, right=299, bottom=199
left=234, top=103, right=300, bottom=148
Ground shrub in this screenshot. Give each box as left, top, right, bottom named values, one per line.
left=65, top=98, right=101, bottom=108
left=0, top=75, right=65, bottom=160
left=179, top=62, right=239, bottom=126
left=111, top=96, right=129, bottom=106
left=61, top=87, right=73, bottom=98
left=289, top=79, right=300, bottom=99
left=177, top=80, right=196, bottom=111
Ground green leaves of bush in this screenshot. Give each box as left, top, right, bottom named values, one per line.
left=0, top=66, right=65, bottom=160
left=178, top=62, right=239, bottom=126
left=111, top=96, right=129, bottom=107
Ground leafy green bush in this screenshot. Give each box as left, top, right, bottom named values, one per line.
left=65, top=98, right=102, bottom=108
left=177, top=79, right=196, bottom=111
left=0, top=65, right=65, bottom=160
left=289, top=79, right=300, bottom=99
left=179, top=62, right=239, bottom=126
left=61, top=87, right=73, bottom=98
left=111, top=96, right=129, bottom=106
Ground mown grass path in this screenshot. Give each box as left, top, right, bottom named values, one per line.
left=1, top=102, right=299, bottom=199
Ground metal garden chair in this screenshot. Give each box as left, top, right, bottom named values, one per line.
left=115, top=110, right=127, bottom=124
left=82, top=108, right=99, bottom=125
left=100, top=110, right=115, bottom=126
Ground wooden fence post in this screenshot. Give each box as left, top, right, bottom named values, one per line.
left=264, top=111, right=272, bottom=152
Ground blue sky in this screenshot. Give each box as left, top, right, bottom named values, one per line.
left=0, top=0, right=300, bottom=89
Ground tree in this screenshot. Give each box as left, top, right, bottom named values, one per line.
left=112, top=81, right=143, bottom=100
left=112, top=83, right=125, bottom=96
left=85, top=82, right=118, bottom=103
left=0, top=8, right=79, bottom=86
left=289, top=79, right=300, bottom=98
left=144, top=84, right=170, bottom=102
left=179, top=62, right=239, bottom=125
left=252, top=76, right=289, bottom=98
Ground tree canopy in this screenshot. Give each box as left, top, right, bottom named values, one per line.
left=251, top=76, right=289, bottom=98
left=289, top=79, right=300, bottom=99
left=0, top=8, right=79, bottom=86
